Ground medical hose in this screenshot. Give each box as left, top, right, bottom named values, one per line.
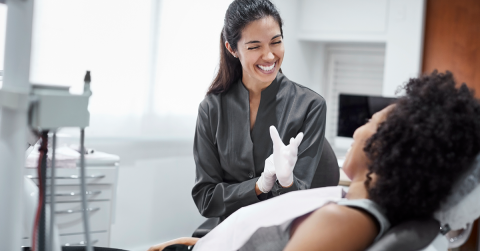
left=32, top=131, right=48, bottom=251
left=80, top=128, right=94, bottom=251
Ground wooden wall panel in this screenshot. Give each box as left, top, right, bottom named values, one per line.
left=423, top=1, right=480, bottom=250
left=422, top=0, right=480, bottom=94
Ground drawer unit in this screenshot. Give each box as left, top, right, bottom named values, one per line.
left=60, top=232, right=109, bottom=248
left=22, top=232, right=110, bottom=249
left=47, top=184, right=112, bottom=202
left=25, top=166, right=118, bottom=186
left=55, top=201, right=111, bottom=235
left=24, top=162, right=119, bottom=248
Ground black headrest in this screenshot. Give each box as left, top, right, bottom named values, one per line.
left=365, top=218, right=440, bottom=251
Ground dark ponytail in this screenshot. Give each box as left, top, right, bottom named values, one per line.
left=207, top=0, right=283, bottom=95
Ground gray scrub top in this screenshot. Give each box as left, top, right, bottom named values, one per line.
left=192, top=72, right=327, bottom=221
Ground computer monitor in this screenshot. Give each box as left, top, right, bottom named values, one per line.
left=335, top=94, right=396, bottom=149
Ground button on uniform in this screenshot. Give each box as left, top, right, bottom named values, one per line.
left=248, top=172, right=253, bottom=178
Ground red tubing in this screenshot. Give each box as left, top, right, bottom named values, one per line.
left=32, top=134, right=48, bottom=251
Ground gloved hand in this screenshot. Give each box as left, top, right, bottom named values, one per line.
left=269, top=126, right=304, bottom=187
left=256, top=154, right=276, bottom=193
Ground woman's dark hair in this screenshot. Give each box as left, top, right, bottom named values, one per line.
left=207, top=0, right=283, bottom=95
left=364, top=71, right=480, bottom=226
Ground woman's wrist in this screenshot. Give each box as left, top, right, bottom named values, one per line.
left=255, top=183, right=262, bottom=195
left=278, top=178, right=293, bottom=188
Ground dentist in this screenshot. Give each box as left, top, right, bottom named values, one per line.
left=192, top=0, right=333, bottom=222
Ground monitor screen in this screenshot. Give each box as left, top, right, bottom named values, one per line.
left=337, top=94, right=396, bottom=138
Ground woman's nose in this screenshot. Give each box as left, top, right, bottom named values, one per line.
left=262, top=50, right=275, bottom=61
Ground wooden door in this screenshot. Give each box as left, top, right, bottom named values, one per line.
left=422, top=0, right=480, bottom=94
left=422, top=0, right=480, bottom=250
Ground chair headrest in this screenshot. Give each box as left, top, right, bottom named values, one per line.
left=435, top=154, right=480, bottom=230
left=365, top=218, right=440, bottom=251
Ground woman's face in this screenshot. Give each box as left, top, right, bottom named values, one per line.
left=342, top=106, right=393, bottom=180
left=229, top=16, right=284, bottom=87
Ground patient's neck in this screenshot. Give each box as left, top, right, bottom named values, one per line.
left=345, top=169, right=370, bottom=200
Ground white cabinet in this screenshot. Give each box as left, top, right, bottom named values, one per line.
left=24, top=163, right=119, bottom=248
left=272, top=0, right=426, bottom=97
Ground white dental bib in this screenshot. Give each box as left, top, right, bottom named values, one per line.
left=194, top=186, right=344, bottom=251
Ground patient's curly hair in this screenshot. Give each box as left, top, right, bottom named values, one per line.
left=365, top=71, right=480, bottom=226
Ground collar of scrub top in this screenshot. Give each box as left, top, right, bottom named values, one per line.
left=238, top=72, right=281, bottom=103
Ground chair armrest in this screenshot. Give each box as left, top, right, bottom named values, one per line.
left=192, top=217, right=220, bottom=238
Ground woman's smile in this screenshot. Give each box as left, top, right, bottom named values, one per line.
left=256, top=61, right=277, bottom=74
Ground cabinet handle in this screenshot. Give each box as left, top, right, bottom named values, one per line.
left=47, top=190, right=102, bottom=197
left=55, top=207, right=100, bottom=214
left=28, top=174, right=105, bottom=179
left=63, top=239, right=99, bottom=246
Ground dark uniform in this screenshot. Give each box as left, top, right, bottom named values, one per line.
left=192, top=73, right=328, bottom=221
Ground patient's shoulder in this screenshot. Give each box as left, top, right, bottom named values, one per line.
left=285, top=203, right=379, bottom=251
left=316, top=203, right=376, bottom=226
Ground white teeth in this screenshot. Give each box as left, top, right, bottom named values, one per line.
left=258, top=62, right=275, bottom=71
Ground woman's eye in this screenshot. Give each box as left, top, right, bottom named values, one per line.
left=248, top=46, right=260, bottom=50
left=272, top=41, right=282, bottom=45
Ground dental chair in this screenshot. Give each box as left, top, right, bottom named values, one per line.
left=366, top=154, right=480, bottom=251
left=190, top=153, right=480, bottom=251
left=192, top=138, right=340, bottom=238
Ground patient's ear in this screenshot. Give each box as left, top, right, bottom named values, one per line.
left=366, top=172, right=378, bottom=187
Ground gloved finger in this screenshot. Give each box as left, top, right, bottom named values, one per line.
left=289, top=137, right=294, bottom=145
left=294, top=132, right=304, bottom=148
left=269, top=126, right=284, bottom=147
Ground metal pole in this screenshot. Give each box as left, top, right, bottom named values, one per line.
left=0, top=0, right=34, bottom=250
left=80, top=128, right=93, bottom=251
left=48, top=132, right=56, bottom=251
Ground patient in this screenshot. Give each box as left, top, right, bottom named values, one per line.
left=148, top=71, right=480, bottom=251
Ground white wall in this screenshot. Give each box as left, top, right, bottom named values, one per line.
left=110, top=156, right=205, bottom=251
left=272, top=0, right=426, bottom=97
left=272, top=0, right=326, bottom=96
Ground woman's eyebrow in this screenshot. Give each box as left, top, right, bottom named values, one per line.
left=271, top=34, right=282, bottom=40
left=245, top=34, right=282, bottom=44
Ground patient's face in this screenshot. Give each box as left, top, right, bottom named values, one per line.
left=342, top=105, right=393, bottom=180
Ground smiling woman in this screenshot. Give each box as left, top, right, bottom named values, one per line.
left=190, top=0, right=338, bottom=224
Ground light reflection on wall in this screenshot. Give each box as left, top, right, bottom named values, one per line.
left=26, top=0, right=231, bottom=139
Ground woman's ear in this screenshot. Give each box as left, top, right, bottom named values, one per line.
left=225, top=41, right=237, bottom=58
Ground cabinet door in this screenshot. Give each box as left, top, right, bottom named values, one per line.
left=60, top=231, right=110, bottom=248
left=47, top=184, right=112, bottom=202
left=26, top=167, right=118, bottom=185
left=54, top=201, right=111, bottom=235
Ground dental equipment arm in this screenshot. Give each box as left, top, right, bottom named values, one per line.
left=269, top=126, right=304, bottom=187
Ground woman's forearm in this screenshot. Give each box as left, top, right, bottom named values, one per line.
left=148, top=237, right=200, bottom=251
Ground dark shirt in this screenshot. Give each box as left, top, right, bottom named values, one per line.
left=192, top=73, right=327, bottom=220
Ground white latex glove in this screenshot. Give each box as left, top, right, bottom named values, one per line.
left=256, top=154, right=276, bottom=193
left=270, top=126, right=304, bottom=187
